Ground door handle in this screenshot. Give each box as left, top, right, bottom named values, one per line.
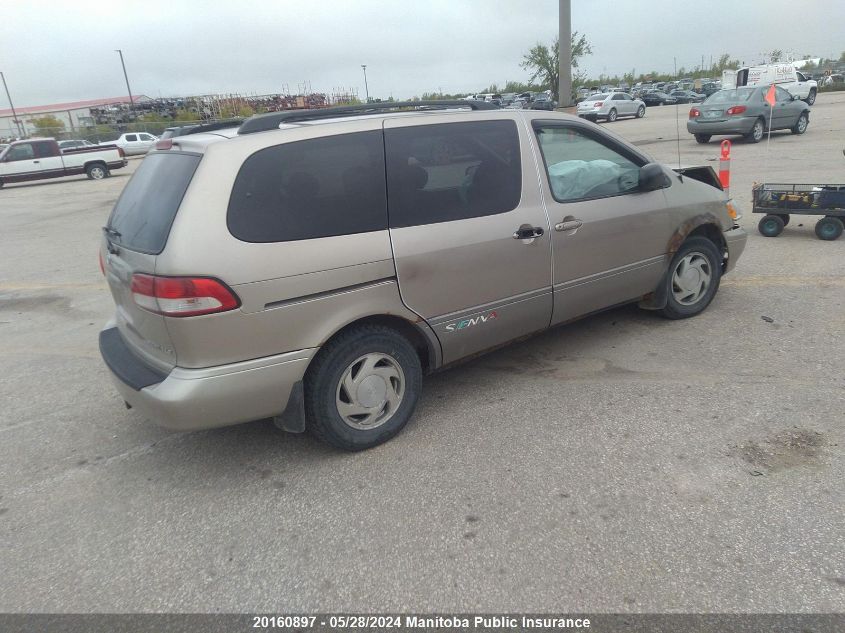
left=555, top=219, right=583, bottom=231
left=33, top=160, right=40, bottom=164
left=513, top=226, right=544, bottom=240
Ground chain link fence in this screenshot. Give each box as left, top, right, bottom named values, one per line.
left=0, top=120, right=214, bottom=144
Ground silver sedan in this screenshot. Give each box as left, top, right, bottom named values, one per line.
left=576, top=92, right=646, bottom=122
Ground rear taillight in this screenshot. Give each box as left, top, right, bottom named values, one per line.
left=99, top=251, right=105, bottom=275
left=593, top=101, right=603, bottom=107
left=130, top=274, right=240, bottom=317
left=689, top=108, right=701, bottom=119
left=117, top=147, right=125, bottom=158
left=155, top=139, right=173, bottom=150
left=726, top=105, right=747, bottom=115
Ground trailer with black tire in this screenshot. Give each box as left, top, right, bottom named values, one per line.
left=753, top=183, right=845, bottom=240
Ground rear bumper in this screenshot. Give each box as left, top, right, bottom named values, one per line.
left=687, top=117, right=757, bottom=136
left=99, top=326, right=315, bottom=431
left=723, top=227, right=747, bottom=273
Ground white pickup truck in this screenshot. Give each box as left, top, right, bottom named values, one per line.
left=723, top=64, right=818, bottom=105
left=0, top=138, right=127, bottom=188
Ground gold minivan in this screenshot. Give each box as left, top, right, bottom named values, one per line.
left=99, top=101, right=746, bottom=450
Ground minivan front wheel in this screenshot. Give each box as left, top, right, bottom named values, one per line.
left=305, top=325, right=422, bottom=450
left=660, top=237, right=722, bottom=319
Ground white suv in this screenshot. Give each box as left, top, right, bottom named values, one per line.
left=112, top=132, right=158, bottom=156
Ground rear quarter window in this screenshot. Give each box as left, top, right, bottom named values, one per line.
left=107, top=152, right=201, bottom=254
left=227, top=131, right=387, bottom=243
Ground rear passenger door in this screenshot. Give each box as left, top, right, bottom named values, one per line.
left=611, top=93, right=630, bottom=116
left=32, top=140, right=64, bottom=176
left=384, top=116, right=553, bottom=364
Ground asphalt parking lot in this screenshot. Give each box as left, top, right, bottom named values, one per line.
left=1, top=95, right=843, bottom=613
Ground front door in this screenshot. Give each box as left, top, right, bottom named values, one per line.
left=530, top=120, right=671, bottom=325
left=384, top=115, right=553, bottom=364
left=1, top=142, right=40, bottom=180
left=772, top=85, right=796, bottom=129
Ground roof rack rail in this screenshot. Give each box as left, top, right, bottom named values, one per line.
left=237, top=100, right=499, bottom=135
left=184, top=119, right=245, bottom=135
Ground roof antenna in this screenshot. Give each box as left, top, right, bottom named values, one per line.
left=674, top=56, right=683, bottom=180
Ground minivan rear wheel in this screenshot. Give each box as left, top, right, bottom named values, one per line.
left=305, top=325, right=422, bottom=451
left=660, top=237, right=722, bottom=319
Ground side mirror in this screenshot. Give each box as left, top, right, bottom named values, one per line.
left=639, top=163, right=670, bottom=192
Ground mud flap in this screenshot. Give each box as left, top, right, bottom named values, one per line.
left=273, top=381, right=306, bottom=433
left=638, top=270, right=670, bottom=311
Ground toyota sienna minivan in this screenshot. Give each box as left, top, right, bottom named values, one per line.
left=99, top=100, right=747, bottom=450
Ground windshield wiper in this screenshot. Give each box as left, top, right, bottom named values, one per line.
left=102, top=226, right=122, bottom=239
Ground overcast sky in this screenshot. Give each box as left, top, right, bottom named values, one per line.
left=2, top=0, right=843, bottom=107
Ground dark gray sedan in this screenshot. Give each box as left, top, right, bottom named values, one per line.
left=687, top=86, right=810, bottom=144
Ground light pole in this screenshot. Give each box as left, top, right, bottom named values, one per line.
left=558, top=0, right=572, bottom=107
left=1, top=71, right=23, bottom=138
left=361, top=65, right=370, bottom=103
left=115, top=49, right=135, bottom=119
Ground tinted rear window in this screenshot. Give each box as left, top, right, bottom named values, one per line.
left=107, top=152, right=200, bottom=254
left=385, top=120, right=522, bottom=228
left=227, top=131, right=387, bottom=243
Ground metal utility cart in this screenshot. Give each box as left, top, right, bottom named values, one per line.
left=753, top=183, right=845, bottom=240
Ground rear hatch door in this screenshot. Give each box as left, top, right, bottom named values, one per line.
left=102, top=151, right=201, bottom=372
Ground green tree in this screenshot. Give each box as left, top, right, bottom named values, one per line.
left=769, top=49, right=783, bottom=63
left=29, top=115, right=65, bottom=137
left=520, top=31, right=593, bottom=97
left=840, top=51, right=845, bottom=62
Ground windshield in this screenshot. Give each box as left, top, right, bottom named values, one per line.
left=706, top=88, right=756, bottom=104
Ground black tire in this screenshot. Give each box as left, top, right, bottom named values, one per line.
left=805, top=89, right=816, bottom=106
left=815, top=216, right=844, bottom=241
left=607, top=108, right=617, bottom=122
left=304, top=325, right=422, bottom=451
left=659, top=236, right=722, bottom=320
left=791, top=112, right=809, bottom=134
left=746, top=118, right=765, bottom=143
left=758, top=214, right=785, bottom=237
left=694, top=134, right=711, bottom=144
left=781, top=214, right=790, bottom=227
left=86, top=163, right=109, bottom=180
left=636, top=105, right=645, bottom=118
